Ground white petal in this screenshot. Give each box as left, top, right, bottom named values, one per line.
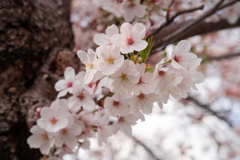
left=134, top=4, right=146, bottom=18
left=64, top=67, right=75, bottom=81
left=120, top=123, right=132, bottom=135
left=132, top=40, right=148, bottom=51
left=94, top=33, right=108, bottom=46
left=133, top=23, right=146, bottom=40
left=40, top=141, right=51, bottom=155
left=77, top=50, right=88, bottom=64
left=106, top=24, right=119, bottom=37
left=27, top=135, right=42, bottom=148
left=176, top=40, right=191, bottom=56
left=57, top=89, right=69, bottom=98
left=120, top=23, right=133, bottom=38
left=55, top=79, right=66, bottom=91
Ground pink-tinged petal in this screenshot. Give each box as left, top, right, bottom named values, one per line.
left=48, top=118, right=68, bottom=132
left=99, top=116, right=109, bottom=126
left=64, top=67, right=75, bottom=81
left=120, top=123, right=132, bottom=135
left=40, top=107, right=53, bottom=120
left=171, top=59, right=185, bottom=70
left=120, top=45, right=135, bottom=54
left=134, top=4, right=146, bottom=18
left=27, top=135, right=42, bottom=148
left=30, top=125, right=45, bottom=135
left=94, top=33, right=108, bottom=46
left=113, top=55, right=124, bottom=68
left=57, top=89, right=69, bottom=98
left=65, top=136, right=78, bottom=149
left=112, top=122, right=120, bottom=134
left=106, top=24, right=119, bottom=37
left=119, top=106, right=130, bottom=116
left=82, top=97, right=95, bottom=111
left=54, top=136, right=63, bottom=147
left=37, top=119, right=51, bottom=130
left=77, top=50, right=88, bottom=64
left=84, top=71, right=95, bottom=85
left=72, top=84, right=83, bottom=96
left=103, top=64, right=118, bottom=75
left=120, top=22, right=133, bottom=38
left=110, top=46, right=121, bottom=58
left=123, top=10, right=135, bottom=22
left=132, top=23, right=146, bottom=40
left=132, top=40, right=148, bottom=51
left=40, top=141, right=51, bottom=155
left=87, top=49, right=96, bottom=62
left=176, top=40, right=191, bottom=55
left=110, top=34, right=125, bottom=47
left=55, top=79, right=66, bottom=91
left=69, top=124, right=82, bottom=135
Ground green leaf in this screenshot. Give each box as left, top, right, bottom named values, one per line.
left=139, top=36, right=155, bottom=63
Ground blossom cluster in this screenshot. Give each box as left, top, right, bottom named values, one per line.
left=27, top=22, right=203, bottom=158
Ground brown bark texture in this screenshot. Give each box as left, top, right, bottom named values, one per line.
left=0, top=0, right=77, bottom=159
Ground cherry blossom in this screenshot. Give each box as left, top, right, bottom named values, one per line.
left=93, top=45, right=124, bottom=75
left=97, top=115, right=112, bottom=146
left=120, top=0, right=146, bottom=22
left=110, top=23, right=148, bottom=54
left=93, top=24, right=119, bottom=46
left=104, top=93, right=131, bottom=116
left=27, top=125, right=54, bottom=155
left=109, top=60, right=140, bottom=97
left=54, top=67, right=78, bottom=98
left=68, top=84, right=96, bottom=112
left=37, top=106, right=69, bottom=132
left=54, top=116, right=82, bottom=149
left=77, top=49, right=97, bottom=84
left=112, top=115, right=136, bottom=135
left=221, top=3, right=240, bottom=24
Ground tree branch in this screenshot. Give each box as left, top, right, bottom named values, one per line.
left=209, top=53, right=240, bottom=61
left=131, top=135, right=161, bottom=160
left=185, top=96, right=231, bottom=126
left=151, top=0, right=239, bottom=53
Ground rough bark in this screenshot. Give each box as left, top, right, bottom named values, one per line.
left=0, top=0, right=76, bottom=159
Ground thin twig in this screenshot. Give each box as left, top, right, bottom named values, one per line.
left=148, top=4, right=204, bottom=39
left=185, top=96, right=231, bottom=126
left=209, top=53, right=240, bottom=61
left=131, top=135, right=161, bottom=160
left=161, top=0, right=239, bottom=45
left=166, top=0, right=175, bottom=22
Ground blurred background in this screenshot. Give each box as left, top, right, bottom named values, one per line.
left=1, top=0, right=240, bottom=160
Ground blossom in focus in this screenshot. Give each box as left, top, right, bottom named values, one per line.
left=68, top=84, right=96, bottom=112
left=37, top=106, right=69, bottom=132
left=104, top=93, right=131, bottom=116
left=77, top=49, right=98, bottom=84
left=109, top=60, right=140, bottom=98
left=112, top=115, right=136, bottom=135
left=54, top=67, right=79, bottom=98
left=93, top=45, right=124, bottom=75
left=170, top=40, right=198, bottom=70
left=55, top=116, right=82, bottom=149
left=27, top=125, right=54, bottom=154
left=110, top=23, right=148, bottom=54
left=94, top=24, right=119, bottom=46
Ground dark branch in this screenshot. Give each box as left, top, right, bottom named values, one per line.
left=185, top=96, right=230, bottom=126
left=131, top=135, right=161, bottom=160
left=209, top=53, right=240, bottom=61
left=151, top=0, right=239, bottom=53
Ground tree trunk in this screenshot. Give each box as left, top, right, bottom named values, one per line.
left=0, top=0, right=75, bottom=159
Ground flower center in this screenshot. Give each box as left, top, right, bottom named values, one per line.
left=78, top=93, right=85, bottom=100
left=50, top=117, right=58, bottom=124
left=42, top=133, right=48, bottom=140
left=113, top=101, right=121, bottom=107
left=67, top=82, right=73, bottom=88
left=127, top=37, right=134, bottom=45
left=106, top=55, right=115, bottom=64
left=85, top=62, right=93, bottom=69
left=119, top=117, right=125, bottom=123
left=62, top=129, right=68, bottom=135
left=158, top=70, right=165, bottom=76
left=138, top=93, right=145, bottom=100
left=120, top=73, right=127, bottom=81
left=137, top=77, right=144, bottom=85
left=173, top=55, right=182, bottom=63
